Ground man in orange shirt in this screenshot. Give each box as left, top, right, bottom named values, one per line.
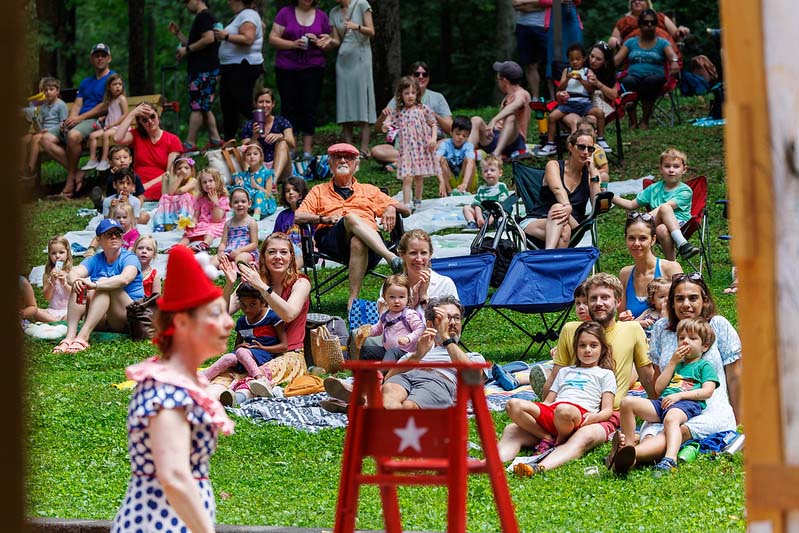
left=296, top=143, right=411, bottom=310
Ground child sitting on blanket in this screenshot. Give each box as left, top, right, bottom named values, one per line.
left=353, top=274, right=425, bottom=361
left=36, top=235, right=73, bottom=323
left=113, top=203, right=140, bottom=251
left=512, top=321, right=616, bottom=477
left=204, top=283, right=287, bottom=407
left=151, top=157, right=197, bottom=232
left=273, top=176, right=308, bottom=268
left=179, top=168, right=229, bottom=253
left=86, top=169, right=142, bottom=257
left=100, top=146, right=149, bottom=224
left=133, top=235, right=161, bottom=297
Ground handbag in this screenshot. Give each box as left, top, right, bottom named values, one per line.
left=309, top=324, right=345, bottom=373
left=126, top=292, right=160, bottom=340
left=206, top=140, right=244, bottom=185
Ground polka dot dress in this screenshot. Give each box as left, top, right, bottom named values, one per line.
left=112, top=378, right=218, bottom=532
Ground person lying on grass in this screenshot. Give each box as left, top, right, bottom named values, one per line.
left=610, top=317, right=719, bottom=474
left=509, top=321, right=616, bottom=477
left=497, top=273, right=657, bottom=474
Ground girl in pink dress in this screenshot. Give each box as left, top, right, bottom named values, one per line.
left=383, top=75, right=439, bottom=212
left=180, top=168, right=230, bottom=253
left=114, top=203, right=140, bottom=251
left=37, top=235, right=73, bottom=322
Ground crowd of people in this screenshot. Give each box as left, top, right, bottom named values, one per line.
left=19, top=1, right=740, bottom=530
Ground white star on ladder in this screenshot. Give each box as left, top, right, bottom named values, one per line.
left=393, top=416, right=429, bottom=453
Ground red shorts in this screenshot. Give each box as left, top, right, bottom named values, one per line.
left=534, top=401, right=588, bottom=437
left=598, top=411, right=621, bottom=440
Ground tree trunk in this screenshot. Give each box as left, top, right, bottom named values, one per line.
left=146, top=10, right=156, bottom=93
left=439, top=0, right=451, bottom=83
left=372, top=0, right=401, bottom=109
left=495, top=0, right=515, bottom=61
left=128, top=0, right=146, bottom=95
left=36, top=0, right=75, bottom=90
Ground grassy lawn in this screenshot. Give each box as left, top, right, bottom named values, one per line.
left=24, top=100, right=744, bottom=531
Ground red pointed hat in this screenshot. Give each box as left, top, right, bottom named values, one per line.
left=157, top=245, right=222, bottom=312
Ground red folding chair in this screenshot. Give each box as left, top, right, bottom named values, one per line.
left=642, top=175, right=712, bottom=277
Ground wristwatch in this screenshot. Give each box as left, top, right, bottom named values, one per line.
left=442, top=338, right=457, bottom=347
left=590, top=175, right=600, bottom=183
left=264, top=286, right=273, bottom=295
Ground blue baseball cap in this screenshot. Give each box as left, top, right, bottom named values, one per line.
left=96, top=218, right=123, bottom=236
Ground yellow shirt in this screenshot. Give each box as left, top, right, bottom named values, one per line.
left=555, top=321, right=650, bottom=409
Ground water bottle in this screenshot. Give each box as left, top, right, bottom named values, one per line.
left=252, top=108, right=266, bottom=132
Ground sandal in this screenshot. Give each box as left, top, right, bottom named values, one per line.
left=533, top=438, right=556, bottom=455
left=53, top=338, right=74, bottom=354
left=606, top=430, right=622, bottom=469
left=612, top=445, right=637, bottom=475
left=65, top=338, right=90, bottom=354
left=384, top=163, right=397, bottom=173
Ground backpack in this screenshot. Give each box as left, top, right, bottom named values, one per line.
left=472, top=237, right=517, bottom=288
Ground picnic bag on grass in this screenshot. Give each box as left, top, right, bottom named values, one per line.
left=310, top=325, right=345, bottom=373
left=206, top=140, right=244, bottom=185
left=126, top=292, right=160, bottom=340
left=304, top=313, right=349, bottom=368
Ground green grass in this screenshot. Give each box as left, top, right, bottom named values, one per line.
left=24, top=99, right=743, bottom=531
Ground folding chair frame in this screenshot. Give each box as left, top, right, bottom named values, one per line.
left=300, top=214, right=405, bottom=310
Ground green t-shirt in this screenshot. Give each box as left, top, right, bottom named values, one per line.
left=661, top=358, right=719, bottom=408
left=635, top=180, right=693, bottom=224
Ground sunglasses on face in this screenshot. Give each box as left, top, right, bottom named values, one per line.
left=413, top=71, right=429, bottom=78
left=573, top=143, right=596, bottom=153
left=138, top=114, right=157, bottom=124
left=331, top=154, right=356, bottom=161
left=640, top=20, right=657, bottom=26
left=103, top=231, right=123, bottom=239
left=627, top=211, right=654, bottom=222
left=671, top=272, right=703, bottom=282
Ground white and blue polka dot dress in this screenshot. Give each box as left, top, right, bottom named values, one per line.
left=112, top=378, right=219, bottom=533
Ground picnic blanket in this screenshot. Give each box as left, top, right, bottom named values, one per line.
left=230, top=392, right=348, bottom=433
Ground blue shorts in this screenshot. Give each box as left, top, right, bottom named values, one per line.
left=556, top=98, right=594, bottom=116
left=651, top=398, right=704, bottom=421
left=481, top=129, right=527, bottom=156
left=250, top=348, right=275, bottom=366
left=516, top=24, right=548, bottom=66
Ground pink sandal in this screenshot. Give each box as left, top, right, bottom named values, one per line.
left=53, top=338, right=74, bottom=354
left=65, top=338, right=91, bottom=354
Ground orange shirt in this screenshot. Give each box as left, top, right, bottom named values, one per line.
left=297, top=178, right=398, bottom=232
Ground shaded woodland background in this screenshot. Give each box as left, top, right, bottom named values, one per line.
left=27, top=0, right=720, bottom=135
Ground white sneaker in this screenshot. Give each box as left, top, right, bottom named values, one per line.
left=96, top=159, right=110, bottom=171
left=81, top=159, right=99, bottom=171
left=597, top=138, right=613, bottom=153
left=249, top=378, right=273, bottom=398
left=535, top=143, right=557, bottom=157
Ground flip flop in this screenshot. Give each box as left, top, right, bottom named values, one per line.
left=606, top=430, right=622, bottom=469
left=65, top=338, right=90, bottom=354
left=52, top=337, right=74, bottom=354
left=612, top=445, right=637, bottom=475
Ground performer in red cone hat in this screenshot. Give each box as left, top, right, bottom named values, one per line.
left=112, top=245, right=234, bottom=533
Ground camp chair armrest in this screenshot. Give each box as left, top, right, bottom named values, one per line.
left=593, top=191, right=614, bottom=215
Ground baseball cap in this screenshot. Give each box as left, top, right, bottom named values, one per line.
left=327, top=143, right=360, bottom=157
left=96, top=218, right=123, bottom=236
left=91, top=43, right=111, bottom=55
left=493, top=61, right=523, bottom=82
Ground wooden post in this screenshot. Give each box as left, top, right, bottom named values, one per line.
left=720, top=0, right=799, bottom=530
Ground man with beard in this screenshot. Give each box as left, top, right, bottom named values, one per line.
left=382, top=296, right=486, bottom=409
left=295, top=143, right=411, bottom=310
left=497, top=272, right=657, bottom=472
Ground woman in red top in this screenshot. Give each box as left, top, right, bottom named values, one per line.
left=114, top=103, right=183, bottom=201
left=220, top=232, right=311, bottom=385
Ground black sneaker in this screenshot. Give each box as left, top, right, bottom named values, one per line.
left=678, top=242, right=700, bottom=259
left=390, top=256, right=404, bottom=274
left=90, top=186, right=104, bottom=212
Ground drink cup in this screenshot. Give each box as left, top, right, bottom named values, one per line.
left=300, top=35, right=309, bottom=48
left=252, top=109, right=266, bottom=131
left=213, top=22, right=223, bottom=31
left=677, top=442, right=700, bottom=463
left=54, top=260, right=64, bottom=271
left=76, top=286, right=88, bottom=305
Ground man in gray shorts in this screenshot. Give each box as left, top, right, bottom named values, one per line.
left=41, top=43, right=115, bottom=197
left=382, top=296, right=486, bottom=409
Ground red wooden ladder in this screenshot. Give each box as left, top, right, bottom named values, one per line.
left=333, top=360, right=519, bottom=533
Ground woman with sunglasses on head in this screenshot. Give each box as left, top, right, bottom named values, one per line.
left=613, top=8, right=680, bottom=130
left=607, top=272, right=740, bottom=472
left=372, top=61, right=453, bottom=171
left=617, top=211, right=682, bottom=327
left=114, top=103, right=183, bottom=201
left=520, top=129, right=601, bottom=248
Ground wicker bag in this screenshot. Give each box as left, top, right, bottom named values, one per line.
left=310, top=324, right=345, bottom=373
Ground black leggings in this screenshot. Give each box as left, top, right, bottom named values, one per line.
left=219, top=61, right=264, bottom=141
left=621, top=72, right=666, bottom=103
left=275, top=66, right=325, bottom=137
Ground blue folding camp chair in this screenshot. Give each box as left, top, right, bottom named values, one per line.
left=430, top=254, right=496, bottom=344
left=489, top=247, right=600, bottom=358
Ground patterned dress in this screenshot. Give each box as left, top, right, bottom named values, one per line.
left=224, top=222, right=259, bottom=262
left=112, top=358, right=234, bottom=533
left=391, top=104, right=439, bottom=179
left=230, top=167, right=277, bottom=219
left=183, top=195, right=230, bottom=240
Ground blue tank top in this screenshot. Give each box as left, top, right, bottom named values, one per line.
left=625, top=258, right=661, bottom=317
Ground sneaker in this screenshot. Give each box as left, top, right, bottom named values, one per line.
left=654, top=457, right=677, bottom=472
left=465, top=221, right=479, bottom=231
left=81, top=159, right=99, bottom=171
left=513, top=462, right=545, bottom=478
left=90, top=186, right=104, bottom=212
left=529, top=362, right=552, bottom=400
left=249, top=378, right=273, bottom=398
left=491, top=363, right=520, bottom=391
left=324, top=377, right=352, bottom=403
left=678, top=242, right=700, bottom=260
left=96, top=160, right=110, bottom=172
left=413, top=199, right=422, bottom=211
left=182, top=141, right=198, bottom=153
left=219, top=389, right=235, bottom=407
left=509, top=149, right=533, bottom=162
left=320, top=398, right=349, bottom=413
left=390, top=256, right=404, bottom=274
left=301, top=151, right=314, bottom=162
left=596, top=138, right=612, bottom=153
left=535, top=143, right=557, bottom=157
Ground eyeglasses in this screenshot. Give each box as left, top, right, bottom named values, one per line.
left=413, top=71, right=429, bottom=79
left=574, top=143, right=596, bottom=153
left=640, top=20, right=657, bottom=27
left=447, top=314, right=462, bottom=323
left=671, top=272, right=703, bottom=282
left=627, top=211, right=654, bottom=222
left=330, top=154, right=356, bottom=161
